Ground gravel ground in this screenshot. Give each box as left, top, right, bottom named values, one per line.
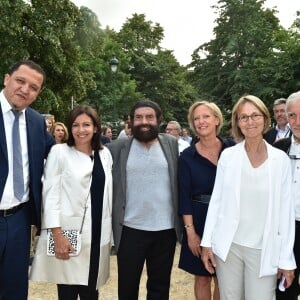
left=29, top=243, right=195, bottom=300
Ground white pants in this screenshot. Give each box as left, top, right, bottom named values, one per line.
left=215, top=243, right=277, bottom=300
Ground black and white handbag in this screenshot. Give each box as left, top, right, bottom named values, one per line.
left=47, top=229, right=82, bottom=256
left=46, top=176, right=92, bottom=257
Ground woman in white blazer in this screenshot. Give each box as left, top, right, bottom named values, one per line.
left=201, top=95, right=296, bottom=300
left=30, top=106, right=113, bottom=300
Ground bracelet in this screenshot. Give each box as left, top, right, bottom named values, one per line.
left=184, top=224, right=193, bottom=229
left=51, top=230, right=63, bottom=236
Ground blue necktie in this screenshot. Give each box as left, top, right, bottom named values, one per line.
left=12, top=110, right=24, bottom=201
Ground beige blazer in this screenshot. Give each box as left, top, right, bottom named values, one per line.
left=30, top=144, right=113, bottom=288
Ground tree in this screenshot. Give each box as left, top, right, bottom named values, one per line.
left=76, top=24, right=141, bottom=123
left=24, top=0, right=86, bottom=120
left=0, top=1, right=200, bottom=125
left=188, top=0, right=297, bottom=117
left=117, top=13, right=196, bottom=122
left=0, top=0, right=29, bottom=73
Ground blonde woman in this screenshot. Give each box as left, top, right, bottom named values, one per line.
left=178, top=101, right=235, bottom=300
left=51, top=122, right=68, bottom=144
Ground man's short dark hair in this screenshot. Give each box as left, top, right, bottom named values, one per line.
left=273, top=98, right=286, bottom=107
left=130, top=99, right=162, bottom=124
left=7, top=60, right=46, bottom=86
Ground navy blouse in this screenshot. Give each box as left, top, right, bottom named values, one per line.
left=178, top=137, right=235, bottom=215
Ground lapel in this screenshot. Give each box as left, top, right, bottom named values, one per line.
left=0, top=103, right=8, bottom=160
left=157, top=134, right=173, bottom=174
left=24, top=107, right=41, bottom=163
left=271, top=128, right=277, bottom=141
left=120, top=137, right=133, bottom=194
left=232, top=142, right=243, bottom=208
left=266, top=142, right=279, bottom=201
left=25, top=108, right=33, bottom=165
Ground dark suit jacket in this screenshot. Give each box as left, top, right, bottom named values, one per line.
left=107, top=133, right=182, bottom=252
left=264, top=127, right=292, bottom=144
left=0, top=105, right=54, bottom=227
left=273, top=137, right=291, bottom=153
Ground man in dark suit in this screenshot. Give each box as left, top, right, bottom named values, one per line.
left=274, top=91, right=300, bottom=300
left=264, top=98, right=291, bottom=144
left=108, top=100, right=182, bottom=300
left=0, top=60, right=54, bottom=299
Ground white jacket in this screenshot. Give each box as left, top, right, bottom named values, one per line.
left=201, top=140, right=296, bottom=277
left=30, top=144, right=113, bottom=288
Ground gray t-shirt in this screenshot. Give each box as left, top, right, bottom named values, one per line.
left=124, top=139, right=174, bottom=231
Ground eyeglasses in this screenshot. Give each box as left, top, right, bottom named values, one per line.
left=238, top=113, right=263, bottom=123
left=165, top=128, right=178, bottom=132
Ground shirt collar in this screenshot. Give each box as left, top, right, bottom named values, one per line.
left=275, top=123, right=290, bottom=133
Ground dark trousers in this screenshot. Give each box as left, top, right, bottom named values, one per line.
left=276, top=221, right=300, bottom=300
left=56, top=230, right=101, bottom=300
left=117, top=226, right=177, bottom=300
left=57, top=284, right=99, bottom=300
left=0, top=205, right=30, bottom=300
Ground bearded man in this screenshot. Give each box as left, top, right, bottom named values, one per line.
left=107, top=99, right=182, bottom=300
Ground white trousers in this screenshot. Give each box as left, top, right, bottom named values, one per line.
left=215, top=243, right=277, bottom=300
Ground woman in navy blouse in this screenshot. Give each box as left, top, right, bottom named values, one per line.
left=178, top=101, right=234, bottom=300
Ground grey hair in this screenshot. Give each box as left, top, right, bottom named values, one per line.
left=273, top=98, right=286, bottom=107
left=286, top=91, right=300, bottom=111
left=167, top=120, right=181, bottom=132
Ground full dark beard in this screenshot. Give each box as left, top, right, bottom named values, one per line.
left=132, top=124, right=159, bottom=143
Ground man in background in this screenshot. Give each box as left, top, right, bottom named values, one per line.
left=117, top=114, right=132, bottom=139
left=264, top=98, right=291, bottom=144
left=181, top=127, right=192, bottom=144
left=274, top=91, right=300, bottom=300
left=0, top=60, right=54, bottom=299
left=165, top=120, right=190, bottom=154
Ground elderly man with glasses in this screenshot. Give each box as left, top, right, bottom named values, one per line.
left=274, top=91, right=300, bottom=300
left=165, top=121, right=190, bottom=154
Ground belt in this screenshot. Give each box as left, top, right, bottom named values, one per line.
left=192, top=195, right=211, bottom=204
left=0, top=202, right=27, bottom=217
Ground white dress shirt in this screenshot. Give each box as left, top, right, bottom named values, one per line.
left=178, top=138, right=190, bottom=154
left=0, top=91, right=29, bottom=209
left=289, top=135, right=300, bottom=221
left=275, top=124, right=290, bottom=140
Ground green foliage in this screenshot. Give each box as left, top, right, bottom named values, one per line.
left=117, top=14, right=196, bottom=123
left=0, top=0, right=30, bottom=73
left=1, top=0, right=299, bottom=132
left=189, top=0, right=300, bottom=126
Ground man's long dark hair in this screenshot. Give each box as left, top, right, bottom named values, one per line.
left=129, top=99, right=163, bottom=124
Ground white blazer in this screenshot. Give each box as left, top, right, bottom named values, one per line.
left=201, top=140, right=296, bottom=277
left=30, top=143, right=113, bottom=288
